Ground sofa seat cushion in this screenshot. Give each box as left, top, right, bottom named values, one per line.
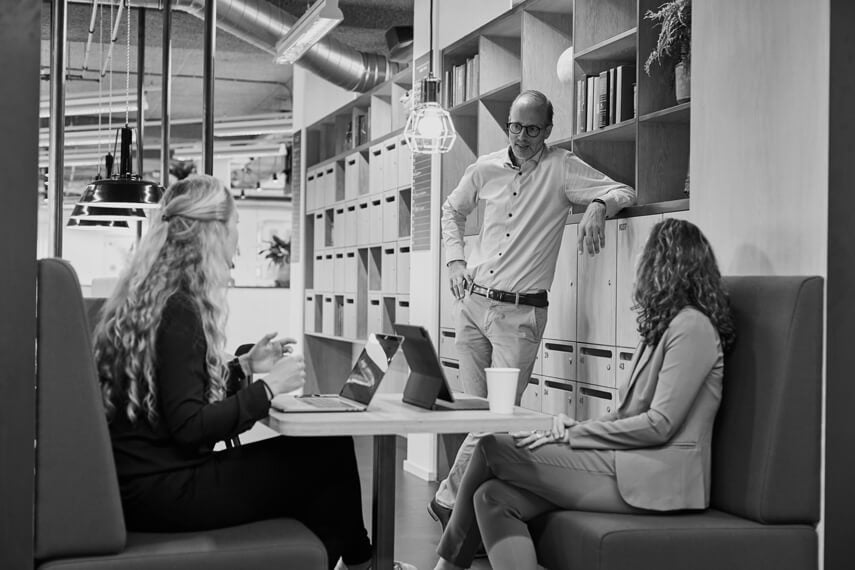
left=530, top=509, right=816, bottom=570
left=38, top=519, right=327, bottom=570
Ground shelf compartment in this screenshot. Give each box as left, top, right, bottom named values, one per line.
left=575, top=28, right=637, bottom=72
left=479, top=101, right=512, bottom=154
left=573, top=138, right=636, bottom=189
left=367, top=246, right=382, bottom=291
left=521, top=10, right=573, bottom=141
left=382, top=296, right=397, bottom=334
left=479, top=80, right=521, bottom=104
left=525, top=0, right=574, bottom=16
left=479, top=34, right=521, bottom=96
left=639, top=102, right=690, bottom=124
left=572, top=119, right=636, bottom=143
left=573, top=0, right=636, bottom=54
left=637, top=120, right=690, bottom=205
left=449, top=97, right=479, bottom=117
left=397, top=188, right=411, bottom=238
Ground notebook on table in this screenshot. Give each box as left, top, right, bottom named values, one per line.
left=393, top=323, right=490, bottom=411
left=272, top=332, right=404, bottom=413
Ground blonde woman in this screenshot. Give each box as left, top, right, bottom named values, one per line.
left=434, top=219, right=736, bottom=570
left=94, top=175, right=371, bottom=570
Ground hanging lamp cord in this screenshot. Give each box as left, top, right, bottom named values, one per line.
left=429, top=0, right=434, bottom=75
left=125, top=0, right=131, bottom=127
left=96, top=1, right=104, bottom=176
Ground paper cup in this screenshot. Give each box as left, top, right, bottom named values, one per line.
left=485, top=367, right=519, bottom=414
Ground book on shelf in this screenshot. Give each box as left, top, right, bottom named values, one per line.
left=615, top=65, right=636, bottom=123
left=597, top=70, right=609, bottom=129
left=608, top=67, right=617, bottom=125
left=465, top=57, right=474, bottom=101
left=470, top=54, right=480, bottom=99
left=575, top=78, right=587, bottom=134
left=586, top=76, right=595, bottom=132
left=443, top=69, right=453, bottom=107
left=453, top=63, right=467, bottom=106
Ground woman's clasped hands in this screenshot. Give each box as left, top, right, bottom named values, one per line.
left=512, top=413, right=578, bottom=450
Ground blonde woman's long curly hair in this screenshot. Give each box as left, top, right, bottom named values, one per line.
left=94, top=175, right=236, bottom=423
left=633, top=218, right=736, bottom=352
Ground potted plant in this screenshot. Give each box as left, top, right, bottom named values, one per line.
left=259, top=234, right=291, bottom=287
left=643, top=0, right=692, bottom=104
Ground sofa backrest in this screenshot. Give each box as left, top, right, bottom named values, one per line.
left=712, top=276, right=823, bottom=524
left=35, top=259, right=126, bottom=560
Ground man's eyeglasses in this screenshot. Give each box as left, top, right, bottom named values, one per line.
left=507, top=122, right=546, bottom=137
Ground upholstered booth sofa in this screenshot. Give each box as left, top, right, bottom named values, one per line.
left=34, top=259, right=328, bottom=569
left=530, top=275, right=823, bottom=570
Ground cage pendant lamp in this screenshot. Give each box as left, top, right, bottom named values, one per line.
left=403, top=0, right=456, bottom=154
left=404, top=76, right=456, bottom=154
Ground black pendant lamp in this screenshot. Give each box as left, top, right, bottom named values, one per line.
left=78, top=1, right=163, bottom=211
left=78, top=126, right=163, bottom=209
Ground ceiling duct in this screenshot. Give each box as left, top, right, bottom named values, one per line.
left=70, top=0, right=398, bottom=92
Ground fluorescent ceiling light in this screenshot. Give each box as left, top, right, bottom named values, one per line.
left=173, top=142, right=287, bottom=162
left=274, top=0, right=343, bottom=64
left=214, top=113, right=294, bottom=137
left=39, top=91, right=148, bottom=119
left=38, top=123, right=134, bottom=148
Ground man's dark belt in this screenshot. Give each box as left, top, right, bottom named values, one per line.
left=470, top=283, right=548, bottom=308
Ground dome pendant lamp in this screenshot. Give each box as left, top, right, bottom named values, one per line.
left=77, top=0, right=163, bottom=210
left=77, top=126, right=163, bottom=208
left=403, top=0, right=456, bottom=154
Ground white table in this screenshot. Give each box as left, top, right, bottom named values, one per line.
left=265, top=393, right=553, bottom=570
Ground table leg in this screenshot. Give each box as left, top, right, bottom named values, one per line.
left=371, top=434, right=397, bottom=570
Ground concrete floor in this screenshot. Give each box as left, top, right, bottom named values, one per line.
left=353, top=435, right=492, bottom=570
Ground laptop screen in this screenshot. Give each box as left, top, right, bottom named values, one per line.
left=339, top=333, right=403, bottom=404
left=393, top=324, right=455, bottom=403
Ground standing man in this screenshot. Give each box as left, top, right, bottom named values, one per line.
left=429, top=90, right=636, bottom=527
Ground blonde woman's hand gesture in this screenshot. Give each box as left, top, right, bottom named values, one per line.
left=243, top=332, right=297, bottom=374
left=262, top=353, right=306, bottom=395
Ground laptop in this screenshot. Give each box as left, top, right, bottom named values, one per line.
left=272, top=332, right=404, bottom=413
left=393, top=323, right=490, bottom=411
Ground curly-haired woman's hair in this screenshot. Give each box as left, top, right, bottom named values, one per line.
left=94, top=175, right=236, bottom=423
left=633, top=218, right=736, bottom=352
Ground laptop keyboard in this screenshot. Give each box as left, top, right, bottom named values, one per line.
left=301, top=397, right=352, bottom=408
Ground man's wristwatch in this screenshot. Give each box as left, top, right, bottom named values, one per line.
left=591, top=198, right=607, bottom=210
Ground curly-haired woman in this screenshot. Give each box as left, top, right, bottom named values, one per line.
left=94, top=175, right=371, bottom=570
left=434, top=218, right=736, bottom=570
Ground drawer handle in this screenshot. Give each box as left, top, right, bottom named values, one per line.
left=580, top=347, right=613, bottom=358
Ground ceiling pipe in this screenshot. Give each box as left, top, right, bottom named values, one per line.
left=70, top=0, right=397, bottom=92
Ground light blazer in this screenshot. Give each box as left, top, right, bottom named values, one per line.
left=567, top=306, right=724, bottom=511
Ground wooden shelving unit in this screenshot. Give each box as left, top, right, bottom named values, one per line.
left=301, top=64, right=414, bottom=374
